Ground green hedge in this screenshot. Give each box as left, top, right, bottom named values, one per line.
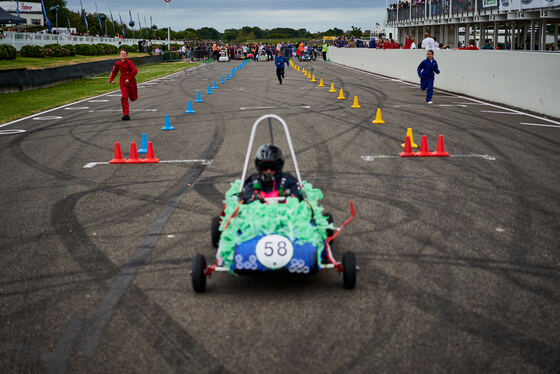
left=118, top=44, right=139, bottom=53
left=19, top=43, right=121, bottom=58
left=0, top=44, right=17, bottom=60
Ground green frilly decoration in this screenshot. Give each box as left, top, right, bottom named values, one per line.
left=217, top=179, right=333, bottom=269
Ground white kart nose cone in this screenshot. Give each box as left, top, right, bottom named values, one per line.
left=255, top=235, right=294, bottom=269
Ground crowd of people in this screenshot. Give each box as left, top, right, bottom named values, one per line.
left=175, top=41, right=328, bottom=62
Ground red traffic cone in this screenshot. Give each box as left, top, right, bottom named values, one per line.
left=109, top=142, right=126, bottom=164
left=143, top=141, right=160, bottom=163
left=416, top=135, right=432, bottom=157
left=431, top=135, right=450, bottom=157
left=399, top=136, right=416, bottom=157
left=126, top=142, right=142, bottom=163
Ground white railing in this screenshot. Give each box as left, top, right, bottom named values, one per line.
left=1, top=31, right=183, bottom=51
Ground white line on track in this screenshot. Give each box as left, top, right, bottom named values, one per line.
left=88, top=99, right=109, bottom=103
left=361, top=154, right=496, bottom=161
left=0, top=129, right=26, bottom=135
left=106, top=94, right=122, bottom=97
left=480, top=110, right=519, bottom=114
left=331, top=62, right=560, bottom=126
left=87, top=109, right=158, bottom=112
left=33, top=116, right=62, bottom=120
left=520, top=122, right=560, bottom=128
left=64, top=107, right=90, bottom=110
left=83, top=159, right=213, bottom=168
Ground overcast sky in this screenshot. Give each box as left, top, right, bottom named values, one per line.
left=65, top=0, right=388, bottom=33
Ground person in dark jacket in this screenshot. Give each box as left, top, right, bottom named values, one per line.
left=274, top=51, right=290, bottom=84
left=417, top=49, right=440, bottom=104
left=242, top=144, right=301, bottom=203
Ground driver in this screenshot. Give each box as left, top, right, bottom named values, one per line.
left=242, top=144, right=301, bottom=203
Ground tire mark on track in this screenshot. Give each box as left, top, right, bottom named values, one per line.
left=50, top=127, right=228, bottom=371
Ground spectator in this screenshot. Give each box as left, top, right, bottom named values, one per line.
left=421, top=32, right=437, bottom=50
left=411, top=38, right=417, bottom=49
left=404, top=33, right=412, bottom=49
left=456, top=39, right=479, bottom=50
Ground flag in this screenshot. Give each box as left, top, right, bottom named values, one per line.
left=144, top=15, right=149, bottom=38
left=80, top=0, right=89, bottom=32
left=16, top=0, right=21, bottom=22
left=40, top=0, right=52, bottom=32
left=95, top=3, right=103, bottom=35
left=119, top=13, right=125, bottom=37
left=109, top=8, right=116, bottom=35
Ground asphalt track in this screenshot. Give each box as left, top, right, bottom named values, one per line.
left=1, top=57, right=560, bottom=374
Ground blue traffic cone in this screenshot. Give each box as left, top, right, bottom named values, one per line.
left=212, top=81, right=219, bottom=89
left=185, top=101, right=195, bottom=114
left=231, top=70, right=235, bottom=77
left=161, top=114, right=174, bottom=131
left=220, top=76, right=225, bottom=84
left=226, top=73, right=230, bottom=80
left=138, top=133, right=148, bottom=154
left=206, top=85, right=213, bottom=94
left=195, top=91, right=203, bottom=103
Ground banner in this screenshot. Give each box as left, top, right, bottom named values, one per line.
left=483, top=0, right=498, bottom=7
left=0, top=1, right=42, bottom=12
left=80, top=0, right=88, bottom=32
left=500, top=0, right=560, bottom=10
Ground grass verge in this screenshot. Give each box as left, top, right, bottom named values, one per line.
left=0, top=53, right=148, bottom=70
left=0, top=62, right=198, bottom=124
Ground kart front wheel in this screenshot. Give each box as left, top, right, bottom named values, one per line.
left=342, top=251, right=356, bottom=289
left=192, top=254, right=207, bottom=293
left=211, top=216, right=221, bottom=248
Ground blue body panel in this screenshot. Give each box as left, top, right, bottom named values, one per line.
left=232, top=234, right=319, bottom=273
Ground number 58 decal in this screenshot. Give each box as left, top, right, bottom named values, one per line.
left=256, top=235, right=294, bottom=269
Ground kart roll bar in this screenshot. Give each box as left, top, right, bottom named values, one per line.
left=240, top=114, right=304, bottom=193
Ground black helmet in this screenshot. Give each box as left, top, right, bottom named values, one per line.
left=255, top=144, right=284, bottom=175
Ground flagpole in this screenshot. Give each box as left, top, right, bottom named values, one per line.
left=167, top=2, right=170, bottom=47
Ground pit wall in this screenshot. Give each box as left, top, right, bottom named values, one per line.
left=327, top=47, right=560, bottom=119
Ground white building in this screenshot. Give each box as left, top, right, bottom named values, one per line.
left=0, top=1, right=44, bottom=26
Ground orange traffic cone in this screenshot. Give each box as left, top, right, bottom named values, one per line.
left=126, top=142, right=142, bottom=163
left=372, top=108, right=385, bottom=124
left=328, top=83, right=336, bottom=93
left=109, top=142, right=126, bottom=164
left=415, top=135, right=432, bottom=157
left=351, top=96, right=360, bottom=108
left=143, top=141, right=160, bottom=163
left=399, top=136, right=416, bottom=157
left=431, top=135, right=450, bottom=157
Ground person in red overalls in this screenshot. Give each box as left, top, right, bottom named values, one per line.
left=109, top=49, right=138, bottom=120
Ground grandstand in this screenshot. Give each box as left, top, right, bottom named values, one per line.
left=386, top=0, right=560, bottom=50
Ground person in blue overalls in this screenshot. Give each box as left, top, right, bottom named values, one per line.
left=274, top=49, right=290, bottom=84
left=417, top=49, right=440, bottom=104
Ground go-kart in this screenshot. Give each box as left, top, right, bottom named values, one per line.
left=218, top=49, right=230, bottom=62
left=191, top=114, right=357, bottom=293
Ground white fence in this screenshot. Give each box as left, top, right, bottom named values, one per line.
left=1, top=31, right=183, bottom=51
left=328, top=47, right=560, bottom=119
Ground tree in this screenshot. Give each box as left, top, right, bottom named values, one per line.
left=223, top=29, right=239, bottom=42
left=184, top=28, right=199, bottom=40
left=350, top=26, right=363, bottom=38
left=197, top=27, right=221, bottom=40
left=323, top=27, right=344, bottom=36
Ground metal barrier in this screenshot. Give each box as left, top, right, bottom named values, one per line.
left=1, top=31, right=183, bottom=51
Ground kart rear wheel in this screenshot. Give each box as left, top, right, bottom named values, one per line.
left=211, top=216, right=221, bottom=248
left=342, top=251, right=356, bottom=289
left=192, top=254, right=207, bottom=293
